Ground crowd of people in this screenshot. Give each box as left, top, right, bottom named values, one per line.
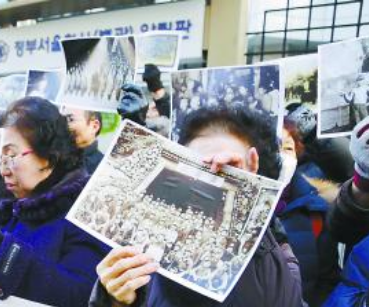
left=0, top=61, right=368, bottom=307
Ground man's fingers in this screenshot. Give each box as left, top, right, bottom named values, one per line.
left=97, top=246, right=139, bottom=274
left=247, top=147, right=259, bottom=174
left=106, top=262, right=159, bottom=293
left=99, top=254, right=150, bottom=285
left=113, top=275, right=152, bottom=304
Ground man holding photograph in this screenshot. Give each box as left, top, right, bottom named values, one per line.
left=89, top=87, right=306, bottom=307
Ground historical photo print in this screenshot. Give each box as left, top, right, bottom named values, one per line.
left=67, top=120, right=283, bottom=302
left=318, top=36, right=369, bottom=138
left=283, top=54, right=318, bottom=113
left=170, top=65, right=282, bottom=141
left=26, top=69, right=64, bottom=102
left=60, top=37, right=136, bottom=112
left=136, top=32, right=180, bottom=72
left=0, top=72, right=27, bottom=110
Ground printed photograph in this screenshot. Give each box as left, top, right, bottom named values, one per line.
left=26, top=69, right=64, bottom=102
left=318, top=36, right=369, bottom=138
left=0, top=73, right=27, bottom=110
left=60, top=37, right=136, bottom=112
left=283, top=54, right=318, bottom=113
left=136, top=33, right=180, bottom=72
left=170, top=65, right=282, bottom=141
left=67, top=120, right=283, bottom=302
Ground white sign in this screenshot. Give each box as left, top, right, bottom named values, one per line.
left=0, top=0, right=205, bottom=74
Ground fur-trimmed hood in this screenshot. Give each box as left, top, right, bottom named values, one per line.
left=0, top=168, right=89, bottom=226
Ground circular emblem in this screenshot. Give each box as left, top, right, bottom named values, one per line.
left=0, top=40, right=10, bottom=63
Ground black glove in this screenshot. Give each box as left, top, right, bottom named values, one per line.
left=142, top=64, right=164, bottom=93
left=117, top=84, right=149, bottom=126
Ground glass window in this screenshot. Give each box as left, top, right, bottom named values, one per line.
left=359, top=25, right=369, bottom=37
left=265, top=11, right=287, bottom=31
left=335, top=2, right=360, bottom=26
left=333, top=26, right=357, bottom=41
left=309, top=28, right=332, bottom=42
left=288, top=8, right=310, bottom=29
left=311, top=5, right=334, bottom=28
left=286, top=30, right=308, bottom=53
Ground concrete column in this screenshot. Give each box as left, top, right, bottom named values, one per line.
left=206, top=0, right=249, bottom=67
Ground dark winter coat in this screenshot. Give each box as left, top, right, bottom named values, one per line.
left=327, top=179, right=369, bottom=255
left=323, top=234, right=369, bottom=307
left=89, top=228, right=305, bottom=307
left=0, top=167, right=109, bottom=307
left=83, top=141, right=104, bottom=174
left=278, top=172, right=340, bottom=307
left=324, top=178, right=369, bottom=307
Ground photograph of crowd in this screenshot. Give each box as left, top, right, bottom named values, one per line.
left=283, top=54, right=318, bottom=113
left=318, top=36, right=369, bottom=138
left=170, top=65, right=282, bottom=141
left=61, top=37, right=136, bottom=112
left=26, top=69, right=64, bottom=103
left=0, top=72, right=27, bottom=110
left=136, top=33, right=180, bottom=72
left=67, top=120, right=283, bottom=302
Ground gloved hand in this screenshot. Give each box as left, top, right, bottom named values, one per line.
left=117, top=84, right=149, bottom=126
left=142, top=64, right=164, bottom=93
left=350, top=116, right=369, bottom=191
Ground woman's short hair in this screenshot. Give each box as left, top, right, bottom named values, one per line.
left=178, top=107, right=281, bottom=179
left=0, top=96, right=82, bottom=171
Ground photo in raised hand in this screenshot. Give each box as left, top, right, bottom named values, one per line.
left=283, top=54, right=318, bottom=113
left=67, top=120, right=283, bottom=302
left=135, top=32, right=181, bottom=73
left=60, top=37, right=136, bottom=112
left=170, top=65, right=282, bottom=142
left=0, top=72, right=27, bottom=110
left=26, top=69, right=64, bottom=103
left=318, top=36, right=369, bottom=138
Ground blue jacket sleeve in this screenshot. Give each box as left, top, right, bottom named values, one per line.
left=0, top=221, right=110, bottom=307
left=324, top=235, right=369, bottom=307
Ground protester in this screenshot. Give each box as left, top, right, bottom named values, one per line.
left=0, top=97, right=109, bottom=306
left=286, top=103, right=354, bottom=182
left=62, top=107, right=104, bottom=174
left=89, top=104, right=306, bottom=307
left=277, top=120, right=340, bottom=307
left=327, top=116, right=369, bottom=254
left=323, top=116, right=369, bottom=307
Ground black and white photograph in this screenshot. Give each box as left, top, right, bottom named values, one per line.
left=67, top=120, right=283, bottom=302
left=0, top=72, right=27, bottom=110
left=318, top=36, right=369, bottom=138
left=60, top=37, right=136, bottom=112
left=283, top=54, right=318, bottom=113
left=136, top=32, right=181, bottom=72
left=170, top=65, right=282, bottom=141
left=26, top=69, right=64, bottom=102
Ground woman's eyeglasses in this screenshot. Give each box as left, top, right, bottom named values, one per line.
left=0, top=150, right=34, bottom=169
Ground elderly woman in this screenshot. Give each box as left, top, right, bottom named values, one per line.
left=0, top=97, right=109, bottom=306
